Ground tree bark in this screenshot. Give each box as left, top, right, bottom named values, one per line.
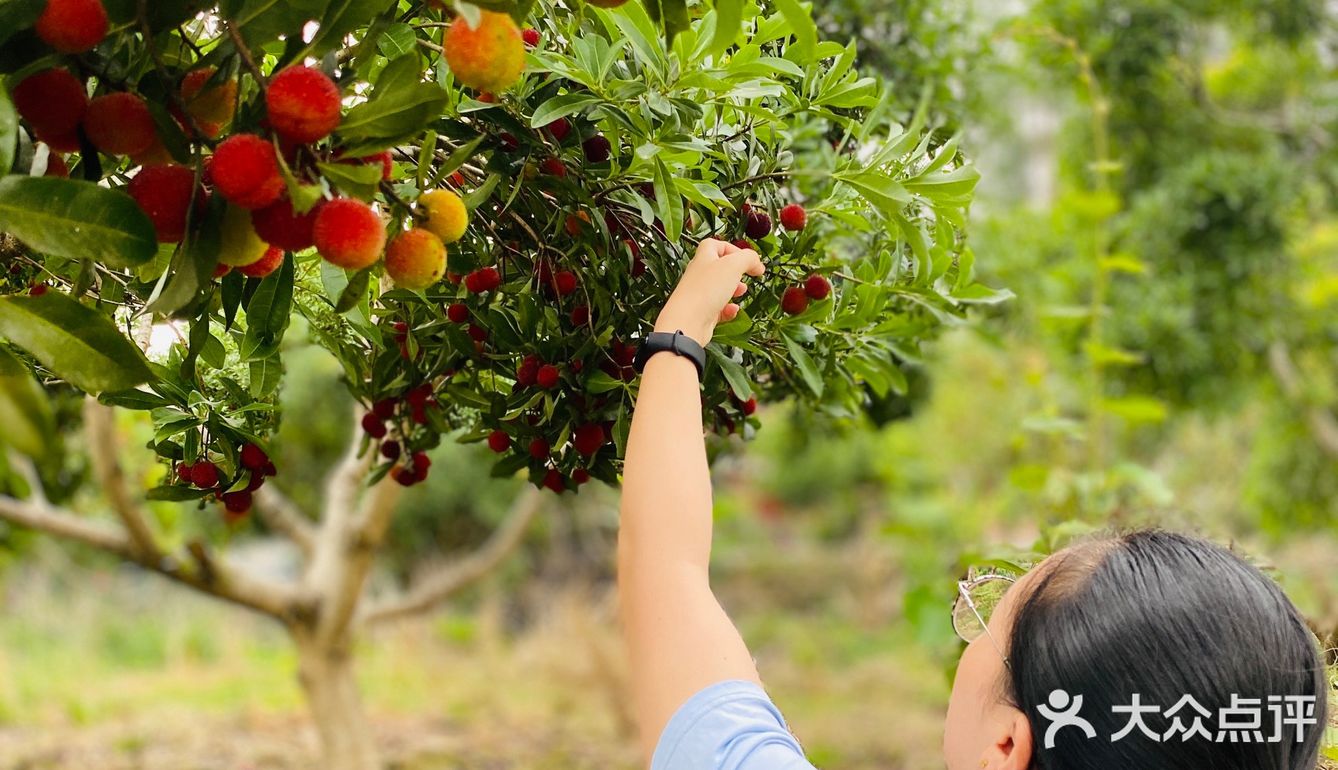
left=293, top=629, right=381, bottom=770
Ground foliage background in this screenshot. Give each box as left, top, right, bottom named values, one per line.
left=2, top=0, right=1337, bottom=767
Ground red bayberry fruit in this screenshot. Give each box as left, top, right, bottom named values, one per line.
left=190, top=461, right=219, bottom=488
left=522, top=26, right=540, bottom=47
left=516, top=355, right=539, bottom=387
left=536, top=364, right=560, bottom=389
left=412, top=451, right=431, bottom=475
left=804, top=273, right=831, bottom=301
left=252, top=197, right=320, bottom=251
left=528, top=437, right=549, bottom=460
left=313, top=198, right=385, bottom=269
left=222, top=490, right=253, bottom=515
left=126, top=164, right=202, bottom=243
left=464, top=266, right=501, bottom=294
left=781, top=286, right=809, bottom=315
left=266, top=65, right=341, bottom=143
left=35, top=0, right=108, bottom=53
left=731, top=239, right=752, bottom=251
left=745, top=208, right=773, bottom=240
left=84, top=92, right=156, bottom=157
left=741, top=396, right=757, bottom=416
left=548, top=117, right=571, bottom=142
left=211, top=134, right=285, bottom=210
left=540, top=156, right=567, bottom=177
left=361, top=412, right=387, bottom=438
left=406, top=383, right=433, bottom=408
left=572, top=468, right=591, bottom=485
left=542, top=468, right=566, bottom=493
left=240, top=443, right=269, bottom=471
left=391, top=466, right=419, bottom=486
left=570, top=305, right=590, bottom=326
left=780, top=203, right=807, bottom=231
left=12, top=69, right=87, bottom=138
left=524, top=436, right=545, bottom=460
left=447, top=303, right=470, bottom=323
left=372, top=397, right=398, bottom=419
left=175, top=462, right=191, bottom=483
left=553, top=270, right=578, bottom=296
left=467, top=323, right=488, bottom=342
left=380, top=440, right=401, bottom=461
left=487, top=430, right=511, bottom=453
left=573, top=423, right=606, bottom=457
left=582, top=134, right=612, bottom=163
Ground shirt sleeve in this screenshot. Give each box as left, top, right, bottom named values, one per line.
left=650, top=680, right=819, bottom=770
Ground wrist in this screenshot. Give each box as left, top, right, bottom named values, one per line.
left=653, top=316, right=709, bottom=347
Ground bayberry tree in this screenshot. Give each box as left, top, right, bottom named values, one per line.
left=0, top=0, right=999, bottom=766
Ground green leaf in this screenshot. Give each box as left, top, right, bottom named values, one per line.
left=0, top=177, right=157, bottom=268
left=781, top=333, right=823, bottom=397
left=0, top=0, right=41, bottom=48
left=0, top=82, right=17, bottom=176
left=335, top=267, right=372, bottom=313
left=0, top=346, right=54, bottom=458
left=307, top=0, right=388, bottom=57
left=99, top=388, right=172, bottom=411
left=250, top=354, right=283, bottom=398
left=530, top=92, right=602, bottom=128
left=317, top=161, right=383, bottom=199
left=584, top=370, right=624, bottom=394
left=707, top=346, right=752, bottom=400
left=377, top=22, right=417, bottom=59
left=773, top=0, right=817, bottom=65
left=0, top=293, right=153, bottom=394
left=707, top=0, right=744, bottom=57
left=146, top=485, right=213, bottom=501
left=951, top=283, right=1014, bottom=305
left=339, top=55, right=449, bottom=141
left=1099, top=396, right=1169, bottom=423
left=653, top=157, right=683, bottom=242
left=148, top=193, right=222, bottom=316
left=239, top=253, right=294, bottom=361
left=838, top=171, right=911, bottom=218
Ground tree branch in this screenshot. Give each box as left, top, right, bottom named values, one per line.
left=360, top=487, right=543, bottom=626
left=316, top=474, right=401, bottom=644
left=83, top=398, right=160, bottom=557
left=1268, top=342, right=1338, bottom=457
left=0, top=495, right=310, bottom=619
left=254, top=485, right=316, bottom=554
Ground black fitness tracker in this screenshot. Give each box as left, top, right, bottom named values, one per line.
left=633, top=330, right=706, bottom=379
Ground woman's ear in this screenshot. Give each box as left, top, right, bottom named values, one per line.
left=981, top=709, right=1033, bottom=770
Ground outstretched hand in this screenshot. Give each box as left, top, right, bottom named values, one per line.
left=654, top=238, right=766, bottom=347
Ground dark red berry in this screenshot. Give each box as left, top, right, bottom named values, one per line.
left=529, top=437, right=550, bottom=460
left=380, top=440, right=401, bottom=461
left=582, top=134, right=611, bottom=163
left=240, top=443, right=268, bottom=471
left=447, top=303, right=469, bottom=323
left=361, top=412, right=387, bottom=438
left=804, top=274, right=831, bottom=301
left=190, top=461, right=219, bottom=488
left=536, top=364, right=560, bottom=389
left=781, top=286, right=809, bottom=316
left=488, top=430, right=511, bottom=453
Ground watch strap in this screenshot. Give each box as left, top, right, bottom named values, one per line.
left=633, top=330, right=706, bottom=379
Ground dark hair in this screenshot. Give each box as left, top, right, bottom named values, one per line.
left=1007, top=530, right=1329, bottom=770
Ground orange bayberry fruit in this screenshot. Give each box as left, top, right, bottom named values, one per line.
left=212, top=134, right=285, bottom=210
left=313, top=198, right=385, bottom=269
left=126, top=165, right=202, bottom=243
left=418, top=189, right=468, bottom=243
left=179, top=67, right=237, bottom=135
left=35, top=0, right=108, bottom=53
left=444, top=10, right=525, bottom=93
left=266, top=65, right=341, bottom=143
left=238, top=247, right=284, bottom=278
left=84, top=93, right=156, bottom=156
left=385, top=228, right=447, bottom=290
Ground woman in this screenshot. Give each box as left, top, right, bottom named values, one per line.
left=620, top=238, right=1330, bottom=770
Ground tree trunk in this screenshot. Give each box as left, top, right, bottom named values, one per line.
left=293, top=630, right=380, bottom=770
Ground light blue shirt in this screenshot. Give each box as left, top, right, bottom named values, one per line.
left=651, top=680, right=820, bottom=770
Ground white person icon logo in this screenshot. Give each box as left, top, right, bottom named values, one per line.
left=1037, top=689, right=1097, bottom=748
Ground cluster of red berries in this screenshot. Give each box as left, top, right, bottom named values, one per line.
left=173, top=443, right=276, bottom=521
left=781, top=273, right=832, bottom=316
left=361, top=383, right=441, bottom=487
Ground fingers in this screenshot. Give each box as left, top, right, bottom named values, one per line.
left=719, top=303, right=740, bottom=323
left=727, top=247, right=765, bottom=277
left=732, top=282, right=748, bottom=298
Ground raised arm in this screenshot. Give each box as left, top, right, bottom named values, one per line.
left=619, top=238, right=767, bottom=763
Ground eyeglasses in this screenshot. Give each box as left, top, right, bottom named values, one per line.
left=952, top=573, right=1017, bottom=666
